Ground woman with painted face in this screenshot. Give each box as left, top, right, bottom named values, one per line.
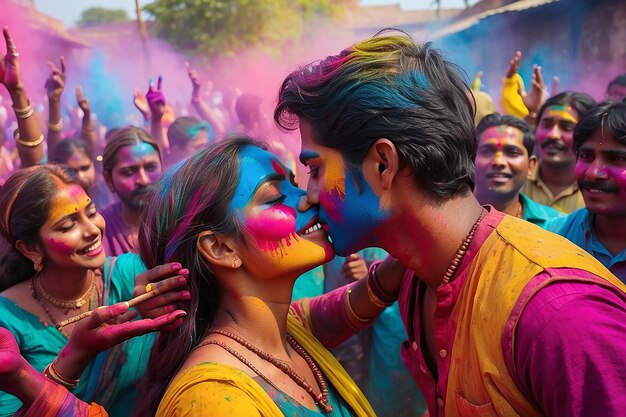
left=0, top=165, right=188, bottom=417
left=135, top=136, right=405, bottom=417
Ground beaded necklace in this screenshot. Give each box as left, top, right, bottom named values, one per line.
left=440, top=209, right=486, bottom=286
left=196, top=329, right=333, bottom=413
left=30, top=271, right=99, bottom=338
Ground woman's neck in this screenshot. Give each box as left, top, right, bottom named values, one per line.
left=212, top=290, right=293, bottom=356
left=38, top=266, right=92, bottom=300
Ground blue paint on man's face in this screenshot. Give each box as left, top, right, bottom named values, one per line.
left=322, top=166, right=391, bottom=256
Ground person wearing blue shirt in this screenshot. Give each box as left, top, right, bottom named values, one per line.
left=474, top=113, right=563, bottom=228
left=545, top=100, right=626, bottom=283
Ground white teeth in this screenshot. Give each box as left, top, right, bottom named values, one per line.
left=302, top=223, right=321, bottom=236
left=81, top=242, right=100, bottom=253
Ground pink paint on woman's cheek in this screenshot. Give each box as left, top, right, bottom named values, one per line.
left=245, top=205, right=297, bottom=249
left=45, top=238, right=75, bottom=256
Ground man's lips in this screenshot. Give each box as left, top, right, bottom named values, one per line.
left=486, top=172, right=512, bottom=179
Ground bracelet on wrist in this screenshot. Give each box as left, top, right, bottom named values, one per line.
left=48, top=119, right=64, bottom=132
left=345, top=288, right=371, bottom=327
left=15, top=132, right=45, bottom=147
left=43, top=360, right=80, bottom=390
left=13, top=104, right=34, bottom=119
left=366, top=263, right=396, bottom=308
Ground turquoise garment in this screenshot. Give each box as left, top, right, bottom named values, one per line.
left=520, top=193, right=563, bottom=228
left=293, top=265, right=325, bottom=301
left=545, top=208, right=626, bottom=283
left=0, top=253, right=154, bottom=417
left=260, top=379, right=355, bottom=416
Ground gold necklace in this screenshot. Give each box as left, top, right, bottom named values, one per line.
left=30, top=271, right=100, bottom=338
left=33, top=272, right=96, bottom=313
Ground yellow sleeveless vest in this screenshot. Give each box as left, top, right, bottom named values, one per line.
left=446, top=216, right=626, bottom=417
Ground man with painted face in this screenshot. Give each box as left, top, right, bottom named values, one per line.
left=545, top=100, right=626, bottom=283
left=474, top=113, right=562, bottom=228
left=101, top=127, right=163, bottom=255
left=275, top=32, right=626, bottom=417
left=521, top=91, right=596, bottom=213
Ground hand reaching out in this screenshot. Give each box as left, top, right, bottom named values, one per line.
left=146, top=75, right=166, bottom=120
left=45, top=57, right=66, bottom=102
left=504, top=50, right=546, bottom=116
left=186, top=61, right=202, bottom=101
left=522, top=64, right=546, bottom=115
left=0, top=27, right=22, bottom=92
left=341, top=253, right=369, bottom=281
left=505, top=51, right=522, bottom=79
left=133, top=88, right=150, bottom=120
left=65, top=301, right=186, bottom=358
left=76, top=86, right=90, bottom=115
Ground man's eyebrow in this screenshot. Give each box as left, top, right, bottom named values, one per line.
left=299, top=150, right=320, bottom=165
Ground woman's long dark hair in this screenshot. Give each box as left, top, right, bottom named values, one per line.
left=0, top=165, right=81, bottom=291
left=134, top=135, right=266, bottom=417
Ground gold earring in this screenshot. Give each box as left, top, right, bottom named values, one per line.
left=33, top=256, right=43, bottom=272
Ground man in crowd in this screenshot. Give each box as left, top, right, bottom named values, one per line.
left=474, top=112, right=562, bottom=227
left=275, top=32, right=626, bottom=416
left=101, top=127, right=162, bottom=255
left=606, top=73, right=626, bottom=100
left=546, top=100, right=626, bottom=282
left=521, top=91, right=595, bottom=213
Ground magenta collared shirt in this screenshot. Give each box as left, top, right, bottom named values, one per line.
left=397, top=208, right=626, bottom=417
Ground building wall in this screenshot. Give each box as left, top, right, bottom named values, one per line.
left=435, top=0, right=625, bottom=102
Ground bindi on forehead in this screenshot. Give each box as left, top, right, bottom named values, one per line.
left=48, top=185, right=91, bottom=223
left=481, top=126, right=522, bottom=148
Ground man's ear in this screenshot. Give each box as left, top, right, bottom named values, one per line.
left=197, top=231, right=241, bottom=269
left=365, top=138, right=400, bottom=191
left=527, top=155, right=538, bottom=177
left=103, top=171, right=115, bottom=193
left=15, top=240, right=43, bottom=264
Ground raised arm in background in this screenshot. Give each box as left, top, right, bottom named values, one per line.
left=0, top=27, right=43, bottom=166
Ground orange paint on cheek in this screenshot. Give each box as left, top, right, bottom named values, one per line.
left=322, top=149, right=346, bottom=199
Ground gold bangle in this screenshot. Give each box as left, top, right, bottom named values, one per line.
left=48, top=120, right=64, bottom=132
left=13, top=103, right=32, bottom=113
left=366, top=281, right=392, bottom=308
left=43, top=363, right=79, bottom=390
left=15, top=106, right=34, bottom=119
left=345, top=288, right=371, bottom=325
left=15, top=132, right=45, bottom=147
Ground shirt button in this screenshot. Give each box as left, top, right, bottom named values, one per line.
left=419, top=364, right=428, bottom=374
left=439, top=349, right=448, bottom=358
left=412, top=341, right=418, bottom=351
left=437, top=397, right=445, bottom=408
